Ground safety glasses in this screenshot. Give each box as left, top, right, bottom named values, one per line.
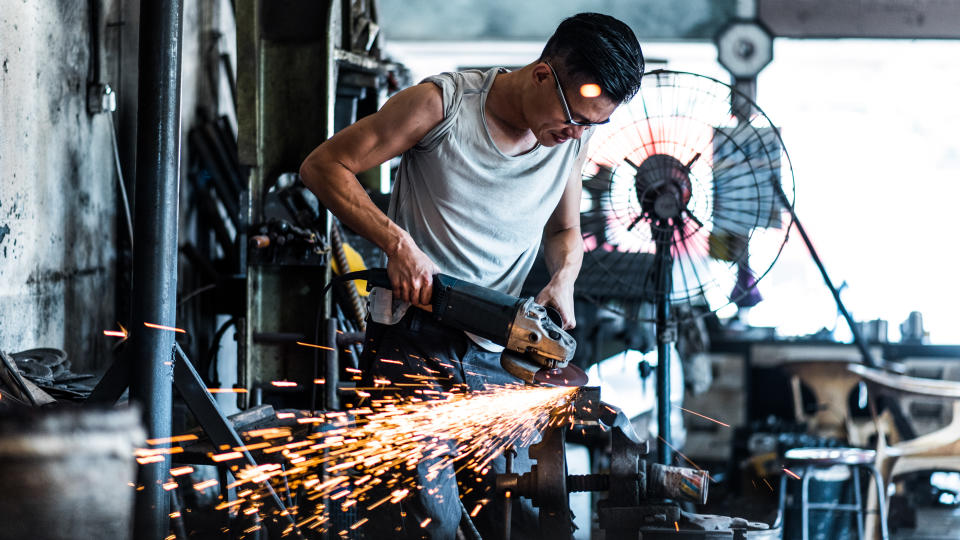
left=544, top=61, right=610, bottom=127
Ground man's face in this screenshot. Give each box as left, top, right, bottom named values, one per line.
left=536, top=62, right=618, bottom=147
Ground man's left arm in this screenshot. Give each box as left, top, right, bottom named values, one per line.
left=536, top=150, right=588, bottom=330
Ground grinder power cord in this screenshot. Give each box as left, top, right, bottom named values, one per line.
left=322, top=269, right=587, bottom=387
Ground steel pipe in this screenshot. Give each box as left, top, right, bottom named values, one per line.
left=128, top=0, right=184, bottom=538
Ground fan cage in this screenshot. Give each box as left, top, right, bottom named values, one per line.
left=578, top=70, right=796, bottom=321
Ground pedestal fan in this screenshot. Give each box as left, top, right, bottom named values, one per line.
left=579, top=70, right=796, bottom=463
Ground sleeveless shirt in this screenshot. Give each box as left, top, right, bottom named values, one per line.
left=369, top=67, right=588, bottom=350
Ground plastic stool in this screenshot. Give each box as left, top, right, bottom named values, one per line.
left=780, top=447, right=889, bottom=540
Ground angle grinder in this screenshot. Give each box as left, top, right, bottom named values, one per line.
left=326, top=269, right=587, bottom=387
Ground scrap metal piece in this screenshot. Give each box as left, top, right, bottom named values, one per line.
left=0, top=351, right=39, bottom=406
left=680, top=510, right=770, bottom=531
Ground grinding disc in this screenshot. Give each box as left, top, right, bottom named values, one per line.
left=501, top=352, right=588, bottom=387
left=533, top=364, right=588, bottom=387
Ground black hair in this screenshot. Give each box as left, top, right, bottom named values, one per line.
left=539, top=12, right=644, bottom=103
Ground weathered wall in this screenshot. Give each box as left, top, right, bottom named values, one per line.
left=0, top=1, right=120, bottom=373
left=0, top=0, right=234, bottom=374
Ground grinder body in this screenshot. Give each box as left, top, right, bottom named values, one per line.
left=360, top=269, right=578, bottom=384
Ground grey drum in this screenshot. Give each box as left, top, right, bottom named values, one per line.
left=0, top=406, right=144, bottom=540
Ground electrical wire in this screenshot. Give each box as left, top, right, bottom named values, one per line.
left=205, top=317, right=238, bottom=385
left=177, top=283, right=217, bottom=306
left=108, top=110, right=135, bottom=248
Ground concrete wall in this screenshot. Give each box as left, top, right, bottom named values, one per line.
left=0, top=1, right=120, bottom=373
left=0, top=0, right=235, bottom=374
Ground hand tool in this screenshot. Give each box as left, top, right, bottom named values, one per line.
left=325, top=269, right=587, bottom=387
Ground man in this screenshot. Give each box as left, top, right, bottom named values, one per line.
left=300, top=12, right=643, bottom=538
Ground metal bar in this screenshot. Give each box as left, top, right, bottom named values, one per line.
left=868, top=465, right=890, bottom=540
left=325, top=318, right=340, bottom=410
left=129, top=0, right=184, bottom=536
left=172, top=345, right=302, bottom=538
left=503, top=448, right=514, bottom=540
left=654, top=222, right=674, bottom=465
left=772, top=185, right=879, bottom=367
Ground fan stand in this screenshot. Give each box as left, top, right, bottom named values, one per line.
left=653, top=221, right=677, bottom=465
left=633, top=153, right=694, bottom=466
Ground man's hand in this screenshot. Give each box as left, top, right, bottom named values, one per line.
left=535, top=277, right=577, bottom=330
left=386, top=233, right=440, bottom=307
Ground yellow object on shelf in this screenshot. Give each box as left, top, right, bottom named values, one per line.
left=330, top=242, right=369, bottom=296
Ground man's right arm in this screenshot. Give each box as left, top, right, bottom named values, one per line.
left=299, top=83, right=443, bottom=305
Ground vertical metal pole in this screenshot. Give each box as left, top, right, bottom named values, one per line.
left=654, top=222, right=674, bottom=466
left=130, top=0, right=184, bottom=538
left=325, top=318, right=340, bottom=411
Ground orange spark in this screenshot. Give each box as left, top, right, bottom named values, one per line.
left=135, top=447, right=184, bottom=456
left=162, top=481, right=178, bottom=491
left=143, top=321, right=186, bottom=333
left=679, top=407, right=730, bottom=427
left=146, top=434, right=198, bottom=445
left=783, top=467, right=801, bottom=480
left=675, top=521, right=680, bottom=531
left=296, top=341, right=334, bottom=351
left=211, top=451, right=244, bottom=462
left=220, top=384, right=576, bottom=535
left=170, top=466, right=194, bottom=476
left=271, top=381, right=297, bottom=387
left=207, top=388, right=248, bottom=393
left=215, top=499, right=245, bottom=510
left=103, top=330, right=126, bottom=338
left=193, top=479, right=219, bottom=491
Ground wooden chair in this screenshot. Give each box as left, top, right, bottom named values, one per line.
left=847, top=363, right=960, bottom=540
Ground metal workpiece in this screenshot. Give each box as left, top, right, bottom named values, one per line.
left=496, top=386, right=716, bottom=539
left=526, top=427, right=576, bottom=537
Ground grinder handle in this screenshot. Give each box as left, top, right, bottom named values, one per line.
left=335, top=268, right=434, bottom=311
left=360, top=268, right=391, bottom=290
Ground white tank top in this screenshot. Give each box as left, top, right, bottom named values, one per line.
left=370, top=67, right=588, bottom=349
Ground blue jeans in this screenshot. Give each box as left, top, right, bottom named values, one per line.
left=357, top=309, right=539, bottom=539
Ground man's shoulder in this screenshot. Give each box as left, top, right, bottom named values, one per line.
left=423, top=68, right=497, bottom=93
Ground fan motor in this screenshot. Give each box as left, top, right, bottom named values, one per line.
left=631, top=154, right=693, bottom=220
